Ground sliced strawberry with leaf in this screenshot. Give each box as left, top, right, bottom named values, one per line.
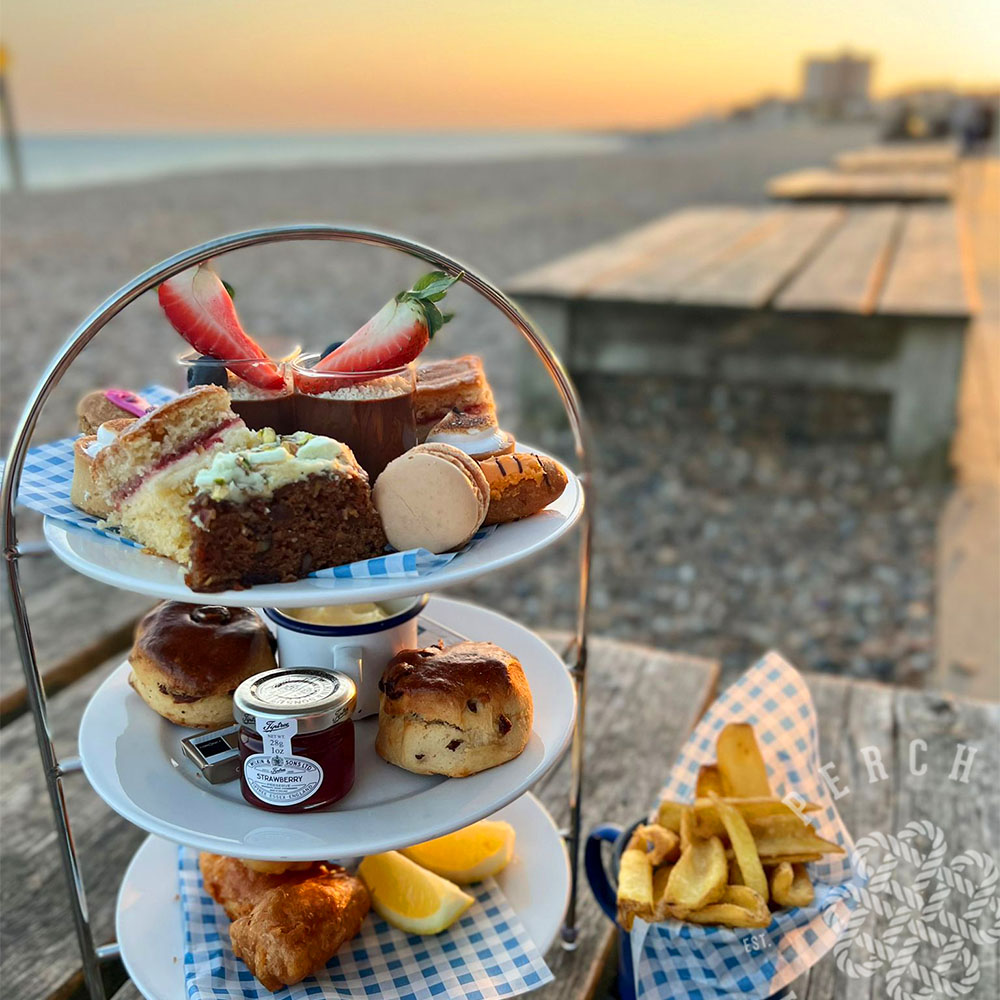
left=295, top=271, right=460, bottom=393
left=158, top=262, right=285, bottom=390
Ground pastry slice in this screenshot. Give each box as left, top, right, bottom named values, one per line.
left=414, top=355, right=494, bottom=441
left=198, top=853, right=370, bottom=991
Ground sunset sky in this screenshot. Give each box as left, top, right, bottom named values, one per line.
left=3, top=0, right=997, bottom=132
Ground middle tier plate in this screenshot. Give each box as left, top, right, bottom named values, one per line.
left=79, top=597, right=575, bottom=860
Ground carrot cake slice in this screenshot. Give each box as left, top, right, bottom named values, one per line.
left=186, top=431, right=387, bottom=592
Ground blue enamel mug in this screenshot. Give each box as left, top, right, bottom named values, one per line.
left=585, top=820, right=642, bottom=999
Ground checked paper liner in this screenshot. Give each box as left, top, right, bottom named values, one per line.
left=12, top=385, right=495, bottom=581
left=178, top=846, right=553, bottom=1000
left=630, top=652, right=863, bottom=1000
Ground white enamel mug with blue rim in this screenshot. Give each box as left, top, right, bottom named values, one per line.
left=262, top=595, right=429, bottom=718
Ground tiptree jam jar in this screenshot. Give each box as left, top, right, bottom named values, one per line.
left=234, top=668, right=356, bottom=813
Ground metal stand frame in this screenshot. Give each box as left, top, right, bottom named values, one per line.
left=1, top=225, right=594, bottom=999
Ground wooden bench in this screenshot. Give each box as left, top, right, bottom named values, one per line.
left=767, top=167, right=954, bottom=203
left=835, top=142, right=959, bottom=173
left=507, top=204, right=973, bottom=466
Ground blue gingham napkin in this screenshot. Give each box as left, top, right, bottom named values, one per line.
left=178, top=847, right=553, bottom=999
left=631, top=652, right=861, bottom=999
left=9, top=384, right=495, bottom=578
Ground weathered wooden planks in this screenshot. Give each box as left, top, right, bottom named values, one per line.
left=768, top=168, right=954, bottom=203
left=0, top=547, right=153, bottom=725
left=673, top=207, right=843, bottom=309
left=585, top=208, right=762, bottom=304
left=878, top=207, right=971, bottom=318
left=505, top=211, right=717, bottom=299
left=0, top=654, right=146, bottom=1000
left=13, top=652, right=999, bottom=1000
left=531, top=639, right=718, bottom=1000
left=776, top=206, right=902, bottom=314
left=798, top=674, right=999, bottom=999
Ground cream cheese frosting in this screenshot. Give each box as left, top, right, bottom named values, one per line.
left=194, top=430, right=355, bottom=502
left=83, top=421, right=124, bottom=458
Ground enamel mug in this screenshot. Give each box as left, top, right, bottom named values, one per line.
left=262, top=595, right=428, bottom=718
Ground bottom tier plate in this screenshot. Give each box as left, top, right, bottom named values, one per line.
left=116, top=792, right=569, bottom=1000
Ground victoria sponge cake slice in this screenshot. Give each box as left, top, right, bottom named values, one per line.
left=91, top=386, right=252, bottom=562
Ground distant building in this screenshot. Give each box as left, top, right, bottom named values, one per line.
left=801, top=51, right=873, bottom=119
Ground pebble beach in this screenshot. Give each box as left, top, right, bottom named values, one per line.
left=1, top=120, right=942, bottom=684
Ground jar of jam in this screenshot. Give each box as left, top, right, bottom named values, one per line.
left=234, top=668, right=356, bottom=813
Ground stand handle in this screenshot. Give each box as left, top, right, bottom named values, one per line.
left=0, top=225, right=594, bottom=998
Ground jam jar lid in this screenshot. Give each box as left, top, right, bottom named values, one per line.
left=234, top=668, right=356, bottom=735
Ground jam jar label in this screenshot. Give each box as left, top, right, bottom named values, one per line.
left=244, top=717, right=324, bottom=806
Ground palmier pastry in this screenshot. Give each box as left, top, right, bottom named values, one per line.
left=129, top=602, right=277, bottom=727
left=376, top=641, right=533, bottom=777
left=479, top=453, right=568, bottom=524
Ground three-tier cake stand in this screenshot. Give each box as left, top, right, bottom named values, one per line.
left=1, top=226, right=593, bottom=1000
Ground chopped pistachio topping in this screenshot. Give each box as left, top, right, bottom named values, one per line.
left=193, top=431, right=351, bottom=502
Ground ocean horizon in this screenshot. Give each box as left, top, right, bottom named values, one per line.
left=1, top=129, right=634, bottom=191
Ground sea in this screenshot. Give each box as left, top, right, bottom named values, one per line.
left=1, top=130, right=631, bottom=191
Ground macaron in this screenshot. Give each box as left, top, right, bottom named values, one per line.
left=373, top=443, right=489, bottom=553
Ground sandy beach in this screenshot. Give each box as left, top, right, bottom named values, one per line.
left=0, top=121, right=876, bottom=440
left=2, top=119, right=946, bottom=684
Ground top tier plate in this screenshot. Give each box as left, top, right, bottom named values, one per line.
left=42, top=455, right=583, bottom=607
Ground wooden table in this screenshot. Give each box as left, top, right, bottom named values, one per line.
left=5, top=633, right=998, bottom=1000
left=0, top=634, right=718, bottom=1000
left=507, top=204, right=973, bottom=465
left=767, top=167, right=955, bottom=203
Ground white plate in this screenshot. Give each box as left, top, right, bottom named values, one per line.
left=117, top=792, right=569, bottom=1000
left=43, top=448, right=583, bottom=608
left=81, top=598, right=576, bottom=859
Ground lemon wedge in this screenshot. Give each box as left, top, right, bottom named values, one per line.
left=401, top=820, right=516, bottom=884
left=358, top=851, right=474, bottom=934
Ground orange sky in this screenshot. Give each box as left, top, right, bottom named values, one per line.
left=2, top=0, right=997, bottom=132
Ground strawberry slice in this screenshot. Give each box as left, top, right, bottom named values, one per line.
left=295, top=271, right=459, bottom=394
left=158, top=262, right=285, bottom=390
